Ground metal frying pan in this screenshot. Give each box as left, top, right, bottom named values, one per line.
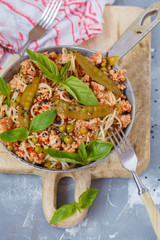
left=1, top=2, right=160, bottom=174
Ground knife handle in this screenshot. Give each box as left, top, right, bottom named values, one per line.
left=0, top=54, right=20, bottom=77
left=140, top=191, right=160, bottom=239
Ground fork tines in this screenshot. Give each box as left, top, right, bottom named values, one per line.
left=38, top=0, right=62, bottom=29
left=107, top=128, right=132, bottom=156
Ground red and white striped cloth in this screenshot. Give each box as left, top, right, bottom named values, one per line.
left=0, top=0, right=114, bottom=69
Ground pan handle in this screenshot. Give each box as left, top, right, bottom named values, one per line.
left=105, top=2, right=160, bottom=60
left=42, top=171, right=91, bottom=228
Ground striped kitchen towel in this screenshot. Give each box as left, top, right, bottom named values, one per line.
left=0, top=0, right=114, bottom=69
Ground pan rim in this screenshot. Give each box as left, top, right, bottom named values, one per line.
left=1, top=45, right=135, bottom=173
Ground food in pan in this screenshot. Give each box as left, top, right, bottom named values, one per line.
left=0, top=48, right=132, bottom=170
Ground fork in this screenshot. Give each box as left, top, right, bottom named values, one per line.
left=108, top=128, right=160, bottom=239
left=0, top=0, right=62, bottom=77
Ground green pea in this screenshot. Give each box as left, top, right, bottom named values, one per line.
left=64, top=135, right=73, bottom=144
left=44, top=145, right=49, bottom=150
left=35, top=145, right=43, bottom=153
left=44, top=161, right=52, bottom=168
left=101, top=62, right=106, bottom=67
left=59, top=125, right=66, bottom=132
left=8, top=145, right=13, bottom=151
left=32, top=137, right=38, bottom=143
left=101, top=67, right=107, bottom=72
left=66, top=125, right=74, bottom=133
left=44, top=161, right=55, bottom=169
left=12, top=101, right=18, bottom=108
left=80, top=127, right=88, bottom=134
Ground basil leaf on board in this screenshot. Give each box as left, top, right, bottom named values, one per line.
left=43, top=148, right=83, bottom=165
left=73, top=199, right=81, bottom=213
left=78, top=141, right=87, bottom=164
left=49, top=188, right=99, bottom=224
left=0, top=77, right=11, bottom=106
left=0, top=127, right=30, bottom=143
left=26, top=49, right=59, bottom=82
left=60, top=61, right=70, bottom=80
left=29, top=110, right=57, bottom=132
left=86, top=140, right=113, bottom=162
left=63, top=76, right=99, bottom=105
left=78, top=189, right=99, bottom=209
left=49, top=204, right=76, bottom=225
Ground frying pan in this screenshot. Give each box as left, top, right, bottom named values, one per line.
left=0, top=2, right=160, bottom=227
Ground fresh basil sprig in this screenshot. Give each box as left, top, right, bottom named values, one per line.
left=78, top=141, right=88, bottom=164
left=27, top=49, right=71, bottom=83
left=29, top=110, right=56, bottom=132
left=49, top=189, right=99, bottom=225
left=44, top=140, right=113, bottom=165
left=0, top=110, right=56, bottom=143
left=26, top=49, right=98, bottom=105
left=26, top=49, right=59, bottom=82
left=86, top=140, right=113, bottom=162
left=0, top=127, right=30, bottom=142
left=0, top=77, right=11, bottom=106
left=62, top=76, right=98, bottom=105
left=43, top=148, right=83, bottom=165
left=60, top=61, right=70, bottom=81
left=49, top=204, right=76, bottom=225
left=78, top=189, right=99, bottom=209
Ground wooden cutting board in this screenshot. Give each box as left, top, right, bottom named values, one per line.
left=0, top=6, right=150, bottom=228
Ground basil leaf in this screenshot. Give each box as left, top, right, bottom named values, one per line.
left=43, top=148, right=83, bottom=165
left=4, top=95, right=10, bottom=106
left=0, top=127, right=30, bottom=142
left=29, top=110, right=56, bottom=132
left=62, top=76, right=99, bottom=105
left=27, top=49, right=59, bottom=82
left=60, top=61, right=70, bottom=80
left=0, top=77, right=11, bottom=106
left=49, top=188, right=100, bottom=224
left=0, top=78, right=10, bottom=97
left=86, top=140, right=113, bottom=162
left=49, top=204, right=76, bottom=225
left=78, top=141, right=87, bottom=164
left=78, top=189, right=99, bottom=209
left=73, top=199, right=81, bottom=213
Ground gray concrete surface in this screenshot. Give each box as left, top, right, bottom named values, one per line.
left=0, top=0, right=160, bottom=239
